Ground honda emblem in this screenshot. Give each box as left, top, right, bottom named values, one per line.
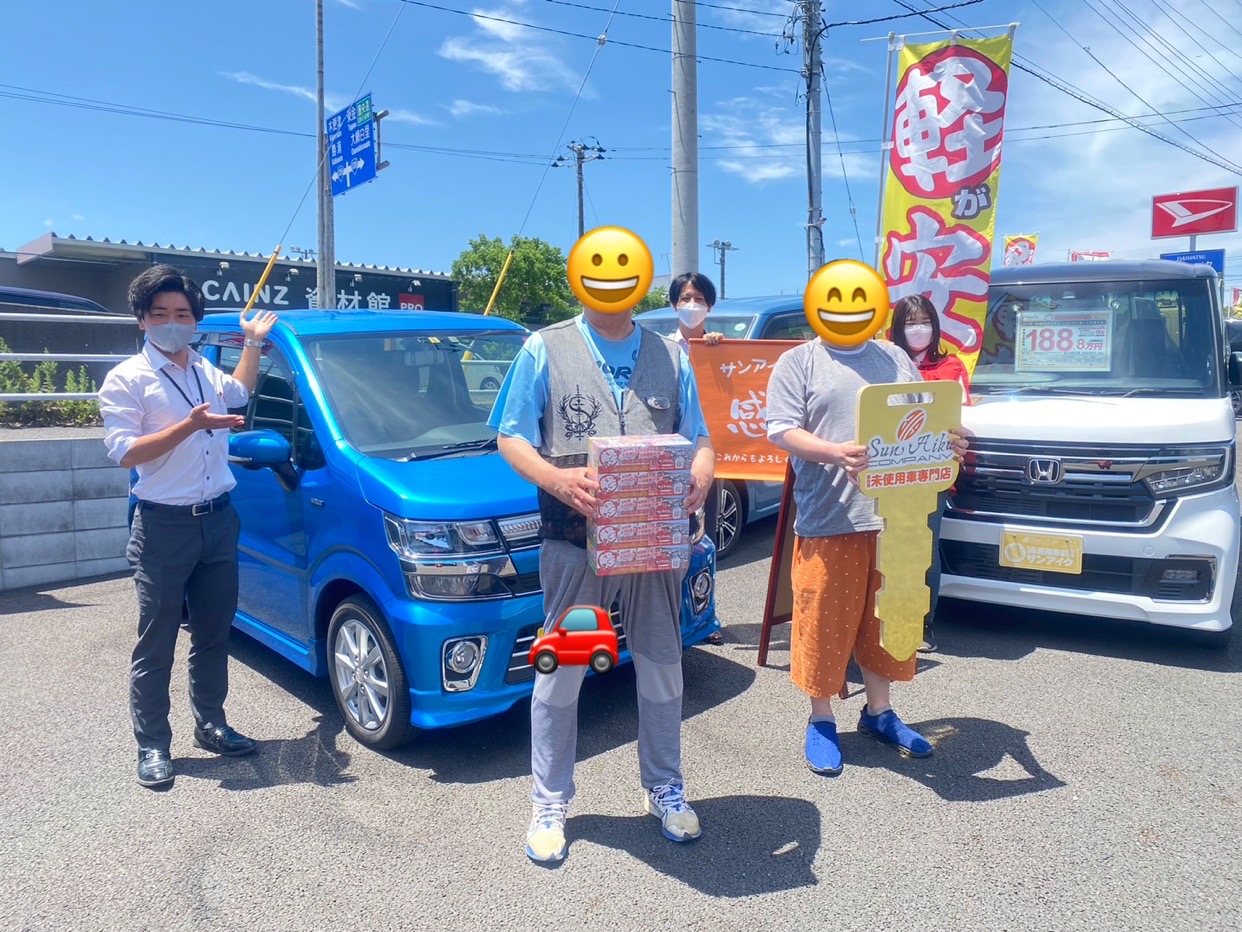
left=1027, top=458, right=1063, bottom=484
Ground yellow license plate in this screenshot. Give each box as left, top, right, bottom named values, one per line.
left=999, top=530, right=1083, bottom=575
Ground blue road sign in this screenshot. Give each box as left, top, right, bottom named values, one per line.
left=327, top=94, right=377, bottom=197
left=1160, top=248, right=1226, bottom=276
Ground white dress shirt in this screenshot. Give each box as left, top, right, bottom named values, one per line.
left=99, top=341, right=250, bottom=506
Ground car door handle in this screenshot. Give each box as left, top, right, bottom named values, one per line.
left=310, top=498, right=325, bottom=507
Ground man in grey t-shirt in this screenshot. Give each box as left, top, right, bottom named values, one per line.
left=767, top=334, right=965, bottom=776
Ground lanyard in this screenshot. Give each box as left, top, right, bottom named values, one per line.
left=159, top=366, right=213, bottom=436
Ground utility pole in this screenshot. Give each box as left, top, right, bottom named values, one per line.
left=707, top=239, right=737, bottom=299
left=315, top=0, right=336, bottom=310
left=671, top=0, right=699, bottom=275
left=801, top=0, right=825, bottom=279
left=552, top=140, right=605, bottom=238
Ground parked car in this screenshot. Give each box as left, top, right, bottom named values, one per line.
left=945, top=260, right=1239, bottom=646
left=1225, top=317, right=1242, bottom=416
left=636, top=296, right=812, bottom=558
left=191, top=309, right=719, bottom=750
left=529, top=604, right=619, bottom=674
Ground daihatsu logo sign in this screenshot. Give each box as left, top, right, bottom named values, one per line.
left=1151, top=186, right=1238, bottom=239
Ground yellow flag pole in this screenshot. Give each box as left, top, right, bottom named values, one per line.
left=242, top=246, right=283, bottom=316
left=482, top=250, right=515, bottom=316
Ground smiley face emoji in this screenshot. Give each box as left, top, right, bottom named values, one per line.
left=804, top=259, right=891, bottom=346
left=567, top=226, right=654, bottom=313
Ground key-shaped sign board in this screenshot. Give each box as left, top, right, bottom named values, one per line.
left=856, top=380, right=962, bottom=661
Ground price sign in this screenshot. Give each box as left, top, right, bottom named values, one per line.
left=1015, top=310, right=1112, bottom=371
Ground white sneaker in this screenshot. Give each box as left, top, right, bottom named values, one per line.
left=525, top=801, right=569, bottom=863
left=644, top=780, right=702, bottom=842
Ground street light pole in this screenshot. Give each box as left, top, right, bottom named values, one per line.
left=708, top=239, right=737, bottom=299
left=315, top=0, right=336, bottom=310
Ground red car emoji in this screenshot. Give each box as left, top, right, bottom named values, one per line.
left=529, top=604, right=619, bottom=675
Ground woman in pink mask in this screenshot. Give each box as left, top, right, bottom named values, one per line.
left=890, top=294, right=970, bottom=653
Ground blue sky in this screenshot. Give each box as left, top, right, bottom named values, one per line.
left=3, top=0, right=1240, bottom=301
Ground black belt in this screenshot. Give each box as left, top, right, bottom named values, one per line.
left=139, top=493, right=231, bottom=517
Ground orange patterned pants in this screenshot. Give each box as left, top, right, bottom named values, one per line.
left=790, top=531, right=917, bottom=699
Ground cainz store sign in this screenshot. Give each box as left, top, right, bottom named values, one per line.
left=174, top=257, right=457, bottom=313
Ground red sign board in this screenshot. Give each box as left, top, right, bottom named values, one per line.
left=1151, top=186, right=1238, bottom=239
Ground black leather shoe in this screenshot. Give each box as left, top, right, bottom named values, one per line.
left=193, top=724, right=258, bottom=757
left=137, top=749, right=174, bottom=788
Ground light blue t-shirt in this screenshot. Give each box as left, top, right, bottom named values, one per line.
left=487, top=315, right=710, bottom=448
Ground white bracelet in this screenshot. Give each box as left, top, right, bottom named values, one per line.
left=244, top=338, right=262, bottom=348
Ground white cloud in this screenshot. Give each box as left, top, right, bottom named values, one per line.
left=221, top=71, right=318, bottom=105
left=383, top=108, right=440, bottom=127
left=43, top=218, right=53, bottom=227
left=220, top=71, right=436, bottom=124
left=446, top=99, right=503, bottom=118
left=71, top=213, right=85, bottom=221
left=335, top=0, right=363, bottom=9
left=438, top=3, right=582, bottom=94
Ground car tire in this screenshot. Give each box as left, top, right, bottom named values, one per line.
left=327, top=595, right=415, bottom=750
left=590, top=651, right=614, bottom=674
left=480, top=376, right=501, bottom=391
left=1231, top=389, right=1242, bottom=419
left=534, top=650, right=558, bottom=674
left=715, top=479, right=746, bottom=560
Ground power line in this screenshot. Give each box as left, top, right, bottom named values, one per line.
left=396, top=0, right=800, bottom=72
left=536, top=0, right=784, bottom=37
left=888, top=0, right=1242, bottom=178
left=1032, top=0, right=1242, bottom=172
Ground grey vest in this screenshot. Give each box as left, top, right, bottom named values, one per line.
left=537, top=318, right=683, bottom=544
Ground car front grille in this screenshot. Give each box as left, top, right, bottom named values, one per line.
left=941, top=540, right=1212, bottom=600
left=949, top=438, right=1160, bottom=528
left=505, top=601, right=627, bottom=684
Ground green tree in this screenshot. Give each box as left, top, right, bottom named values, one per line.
left=633, top=286, right=669, bottom=313
left=452, top=234, right=577, bottom=328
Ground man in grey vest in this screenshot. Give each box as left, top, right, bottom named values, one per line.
left=489, top=286, right=714, bottom=863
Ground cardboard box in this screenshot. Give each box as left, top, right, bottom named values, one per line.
left=596, top=470, right=692, bottom=499
left=594, top=496, right=690, bottom=524
left=588, top=435, right=694, bottom=473
left=588, top=520, right=691, bottom=550
left=588, top=543, right=692, bottom=576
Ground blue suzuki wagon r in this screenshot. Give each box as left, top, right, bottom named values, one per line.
left=193, top=309, right=719, bottom=749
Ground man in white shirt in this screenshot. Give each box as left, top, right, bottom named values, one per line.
left=98, top=264, right=276, bottom=789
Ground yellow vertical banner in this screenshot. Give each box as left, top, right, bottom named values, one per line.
left=1003, top=233, right=1038, bottom=266
left=881, top=34, right=1015, bottom=374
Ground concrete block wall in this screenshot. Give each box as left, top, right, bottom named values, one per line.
left=0, top=432, right=130, bottom=590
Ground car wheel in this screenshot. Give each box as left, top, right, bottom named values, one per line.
left=715, top=480, right=746, bottom=560
left=1231, top=389, right=1242, bottom=419
left=534, top=650, right=558, bottom=674
left=590, top=651, right=614, bottom=674
left=480, top=376, right=501, bottom=391
left=327, top=595, right=415, bottom=750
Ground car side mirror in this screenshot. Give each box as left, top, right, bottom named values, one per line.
left=557, top=628, right=567, bottom=636
left=229, top=429, right=301, bottom=492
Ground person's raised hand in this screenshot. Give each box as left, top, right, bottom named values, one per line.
left=186, top=403, right=244, bottom=433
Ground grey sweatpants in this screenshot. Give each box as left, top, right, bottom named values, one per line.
left=531, top=540, right=686, bottom=806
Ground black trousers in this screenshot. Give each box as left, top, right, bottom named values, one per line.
left=127, top=503, right=241, bottom=753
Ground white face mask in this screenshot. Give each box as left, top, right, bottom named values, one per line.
left=676, top=301, right=709, bottom=329
left=904, top=323, right=934, bottom=352
left=145, top=321, right=197, bottom=354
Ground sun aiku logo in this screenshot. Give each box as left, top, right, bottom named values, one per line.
left=897, top=408, right=927, bottom=441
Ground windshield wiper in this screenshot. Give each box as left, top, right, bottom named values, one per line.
left=400, top=437, right=499, bottom=462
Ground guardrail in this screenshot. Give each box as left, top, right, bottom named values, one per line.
left=0, top=312, right=133, bottom=401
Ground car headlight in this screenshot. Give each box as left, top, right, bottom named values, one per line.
left=384, top=515, right=501, bottom=557
left=1142, top=448, right=1231, bottom=497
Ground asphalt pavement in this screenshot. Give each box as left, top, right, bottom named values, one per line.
left=1, top=516, right=1240, bottom=931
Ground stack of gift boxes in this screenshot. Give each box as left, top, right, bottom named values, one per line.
left=587, top=435, right=694, bottom=576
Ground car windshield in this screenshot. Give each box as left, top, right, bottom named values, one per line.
left=973, top=277, right=1222, bottom=398
left=636, top=314, right=757, bottom=340
left=304, top=329, right=527, bottom=459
